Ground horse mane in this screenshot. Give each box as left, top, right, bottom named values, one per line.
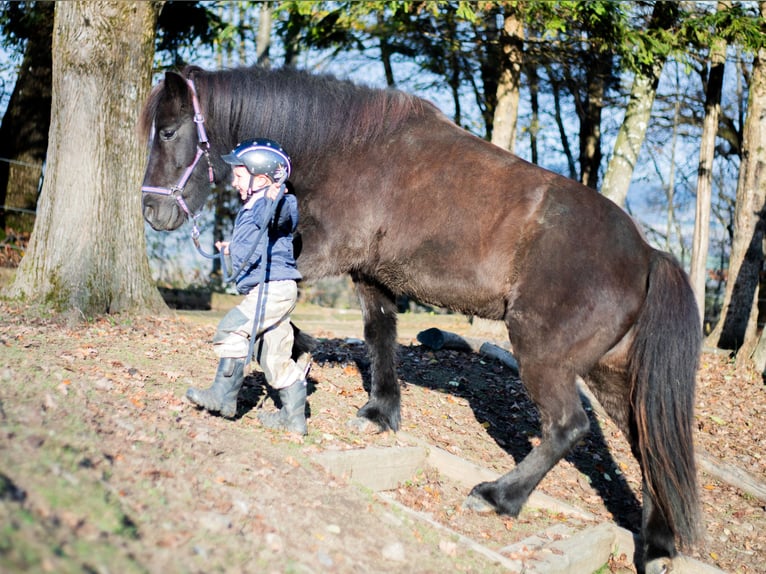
left=139, top=64, right=435, bottom=159
left=138, top=82, right=166, bottom=142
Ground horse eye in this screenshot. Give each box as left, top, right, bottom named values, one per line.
left=160, top=128, right=177, bottom=141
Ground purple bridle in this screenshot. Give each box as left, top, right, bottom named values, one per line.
left=141, top=76, right=215, bottom=234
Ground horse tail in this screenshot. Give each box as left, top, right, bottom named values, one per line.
left=629, top=250, right=702, bottom=549
left=291, top=322, right=317, bottom=359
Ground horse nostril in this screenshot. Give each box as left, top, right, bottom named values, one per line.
left=143, top=203, right=155, bottom=222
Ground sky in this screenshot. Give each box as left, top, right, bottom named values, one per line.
left=0, top=7, right=740, bottom=286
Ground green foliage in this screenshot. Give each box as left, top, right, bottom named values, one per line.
left=678, top=1, right=765, bottom=53
left=155, top=1, right=224, bottom=67
left=278, top=1, right=358, bottom=53
left=275, top=1, right=481, bottom=59
left=0, top=1, right=51, bottom=50
left=142, top=0, right=766, bottom=75
left=528, top=0, right=628, bottom=47
left=618, top=2, right=680, bottom=72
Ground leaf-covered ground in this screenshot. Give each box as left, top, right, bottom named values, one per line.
left=1, top=299, right=764, bottom=573
left=304, top=333, right=765, bottom=573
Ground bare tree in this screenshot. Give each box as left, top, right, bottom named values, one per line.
left=690, top=0, right=730, bottom=328
left=601, top=2, right=679, bottom=207
left=4, top=1, right=165, bottom=315
left=490, top=7, right=523, bottom=153
left=711, top=1, right=766, bottom=360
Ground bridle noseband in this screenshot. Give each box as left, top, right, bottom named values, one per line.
left=141, top=76, right=215, bottom=239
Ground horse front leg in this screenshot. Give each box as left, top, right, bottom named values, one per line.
left=464, top=361, right=590, bottom=515
left=351, top=273, right=401, bottom=432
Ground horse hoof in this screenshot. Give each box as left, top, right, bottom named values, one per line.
left=346, top=416, right=384, bottom=434
left=645, top=557, right=673, bottom=574
left=462, top=492, right=496, bottom=514
left=356, top=402, right=399, bottom=432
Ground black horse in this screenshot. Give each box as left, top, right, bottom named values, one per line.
left=140, top=65, right=701, bottom=572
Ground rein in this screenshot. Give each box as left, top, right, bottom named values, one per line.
left=141, top=76, right=215, bottom=246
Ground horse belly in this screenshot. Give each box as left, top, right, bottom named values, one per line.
left=367, top=231, right=515, bottom=319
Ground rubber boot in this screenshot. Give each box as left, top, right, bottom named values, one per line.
left=258, top=379, right=308, bottom=435
left=186, top=357, right=246, bottom=418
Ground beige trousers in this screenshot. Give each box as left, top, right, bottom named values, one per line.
left=213, top=280, right=304, bottom=389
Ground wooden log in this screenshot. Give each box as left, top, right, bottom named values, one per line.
left=416, top=327, right=480, bottom=352
left=416, top=328, right=519, bottom=374
left=478, top=342, right=519, bottom=375
left=696, top=450, right=766, bottom=502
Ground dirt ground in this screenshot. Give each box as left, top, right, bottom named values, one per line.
left=1, top=296, right=764, bottom=573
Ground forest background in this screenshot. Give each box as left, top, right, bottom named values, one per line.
left=0, top=0, right=765, bottom=370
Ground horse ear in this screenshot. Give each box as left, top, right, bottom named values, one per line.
left=163, top=71, right=192, bottom=112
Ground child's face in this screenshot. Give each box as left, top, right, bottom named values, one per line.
left=231, top=166, right=271, bottom=200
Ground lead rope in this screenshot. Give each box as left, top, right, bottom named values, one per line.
left=244, top=184, right=286, bottom=364
left=192, top=179, right=286, bottom=282
left=142, top=75, right=284, bottom=368
left=209, top=180, right=287, bottom=365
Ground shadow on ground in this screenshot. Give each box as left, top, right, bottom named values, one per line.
left=301, top=337, right=643, bottom=534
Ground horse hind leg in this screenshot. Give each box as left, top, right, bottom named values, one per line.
left=351, top=273, right=401, bottom=432
left=465, top=361, right=590, bottom=515
left=640, top=483, right=677, bottom=574
left=631, top=403, right=681, bottom=572
left=586, top=363, right=677, bottom=574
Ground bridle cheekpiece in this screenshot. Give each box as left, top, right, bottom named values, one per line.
left=141, top=76, right=215, bottom=241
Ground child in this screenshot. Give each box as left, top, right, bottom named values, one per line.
left=186, top=138, right=309, bottom=434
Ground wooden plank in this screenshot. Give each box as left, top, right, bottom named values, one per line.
left=399, top=431, right=596, bottom=521
left=312, top=446, right=428, bottom=491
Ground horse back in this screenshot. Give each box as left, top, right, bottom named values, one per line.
left=300, top=113, right=650, bottom=330
left=295, top=115, right=548, bottom=310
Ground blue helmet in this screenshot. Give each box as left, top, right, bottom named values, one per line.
left=221, top=138, right=291, bottom=182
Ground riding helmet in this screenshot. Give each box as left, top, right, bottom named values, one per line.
left=221, top=138, right=292, bottom=182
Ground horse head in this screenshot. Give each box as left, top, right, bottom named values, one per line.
left=140, top=71, right=222, bottom=231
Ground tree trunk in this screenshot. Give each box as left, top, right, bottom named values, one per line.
left=0, top=2, right=54, bottom=235
left=490, top=9, right=523, bottom=153
left=577, top=52, right=610, bottom=190
left=4, top=1, right=165, bottom=315
left=445, top=11, right=462, bottom=126
left=665, top=65, right=683, bottom=257
left=377, top=11, right=396, bottom=87
left=690, top=0, right=730, bottom=330
left=600, top=70, right=659, bottom=206
left=709, top=1, right=766, bottom=359
left=546, top=65, right=578, bottom=180
left=527, top=63, right=540, bottom=165
left=601, top=3, right=678, bottom=207
left=256, top=1, right=272, bottom=67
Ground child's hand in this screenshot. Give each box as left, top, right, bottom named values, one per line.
left=215, top=241, right=230, bottom=254
left=265, top=183, right=282, bottom=200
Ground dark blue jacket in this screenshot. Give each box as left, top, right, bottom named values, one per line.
left=229, top=192, right=301, bottom=294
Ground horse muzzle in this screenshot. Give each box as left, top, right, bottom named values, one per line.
left=142, top=192, right=188, bottom=231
